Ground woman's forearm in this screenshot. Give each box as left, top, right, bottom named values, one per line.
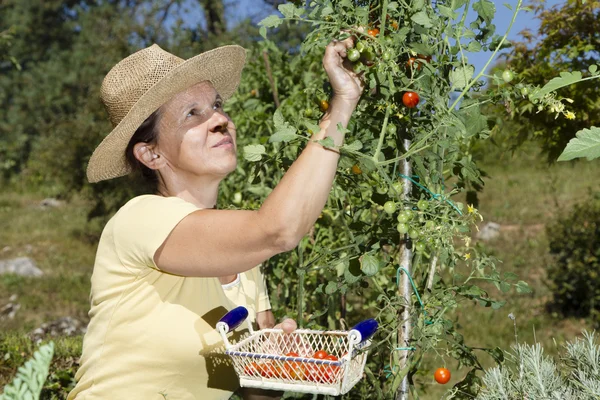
left=258, top=96, right=358, bottom=249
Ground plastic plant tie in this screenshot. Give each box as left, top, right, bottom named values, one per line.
left=396, top=267, right=433, bottom=326
left=397, top=173, right=463, bottom=215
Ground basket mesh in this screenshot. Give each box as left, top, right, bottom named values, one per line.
left=226, top=329, right=368, bottom=392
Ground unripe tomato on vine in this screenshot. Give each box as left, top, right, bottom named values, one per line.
left=502, top=69, right=514, bottom=83
left=402, top=91, right=420, bottom=108
left=347, top=48, right=361, bottom=62
left=434, top=367, right=451, bottom=384
left=319, top=99, right=329, bottom=113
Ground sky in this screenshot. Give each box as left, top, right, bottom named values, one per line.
left=180, top=0, right=566, bottom=75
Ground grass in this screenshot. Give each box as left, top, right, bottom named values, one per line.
left=1, top=145, right=599, bottom=399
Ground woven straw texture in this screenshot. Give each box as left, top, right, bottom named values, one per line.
left=87, top=44, right=246, bottom=183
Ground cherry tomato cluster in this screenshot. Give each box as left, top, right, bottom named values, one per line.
left=243, top=349, right=340, bottom=383
left=380, top=198, right=440, bottom=252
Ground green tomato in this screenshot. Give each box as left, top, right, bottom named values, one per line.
left=417, top=199, right=428, bottom=210
left=348, top=48, right=361, bottom=62
left=397, top=211, right=411, bottom=223
left=502, top=69, right=514, bottom=83
left=232, top=192, right=243, bottom=205
left=304, top=108, right=314, bottom=118
left=424, top=220, right=435, bottom=230
left=363, top=49, right=375, bottom=63
left=520, top=86, right=529, bottom=97
left=386, top=123, right=397, bottom=135
left=376, top=184, right=388, bottom=194
left=355, top=41, right=366, bottom=53
left=383, top=201, right=397, bottom=215
left=382, top=50, right=393, bottom=61
left=408, top=228, right=420, bottom=239
left=414, top=242, right=426, bottom=252
left=391, top=181, right=404, bottom=195
left=397, top=223, right=409, bottom=234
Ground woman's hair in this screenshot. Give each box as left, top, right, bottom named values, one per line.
left=125, top=110, right=161, bottom=191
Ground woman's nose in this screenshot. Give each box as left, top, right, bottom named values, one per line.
left=210, top=110, right=229, bottom=132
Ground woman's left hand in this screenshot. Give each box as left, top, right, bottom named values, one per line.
left=256, top=310, right=297, bottom=333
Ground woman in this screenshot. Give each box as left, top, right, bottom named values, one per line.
left=69, top=38, right=362, bottom=400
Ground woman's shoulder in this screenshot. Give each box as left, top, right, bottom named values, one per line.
left=118, top=194, right=198, bottom=215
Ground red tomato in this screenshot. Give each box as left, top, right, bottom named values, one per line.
left=434, top=367, right=451, bottom=384
left=402, top=91, right=420, bottom=108
left=261, top=362, right=282, bottom=379
left=406, top=57, right=422, bottom=71
left=307, top=354, right=339, bottom=383
left=368, top=28, right=379, bottom=37
left=284, top=353, right=306, bottom=380
left=244, top=361, right=261, bottom=376
left=313, top=350, right=329, bottom=359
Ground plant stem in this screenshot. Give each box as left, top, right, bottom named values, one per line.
left=374, top=105, right=392, bottom=162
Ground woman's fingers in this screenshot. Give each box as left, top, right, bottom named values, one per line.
left=274, top=318, right=297, bottom=334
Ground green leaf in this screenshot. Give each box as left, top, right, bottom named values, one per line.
left=273, top=108, right=284, bottom=129
left=258, top=15, right=283, bottom=29
left=360, top=254, right=380, bottom=276
left=530, top=71, right=583, bottom=100
left=411, top=11, right=433, bottom=28
left=589, top=64, right=598, bottom=74
left=491, top=300, right=506, bottom=309
left=269, top=127, right=297, bottom=143
left=472, top=0, right=495, bottom=24
left=438, top=5, right=458, bottom=19
left=278, top=3, right=304, bottom=18
left=321, top=6, right=334, bottom=16
left=450, top=65, right=475, bottom=90
left=388, top=2, right=399, bottom=10
left=467, top=41, right=482, bottom=52
left=499, top=281, right=511, bottom=293
left=516, top=280, right=533, bottom=294
left=243, top=144, right=266, bottom=162
left=259, top=26, right=267, bottom=40
left=317, top=136, right=336, bottom=148
left=342, top=140, right=363, bottom=152
left=325, top=281, right=338, bottom=294
left=557, top=127, right=600, bottom=161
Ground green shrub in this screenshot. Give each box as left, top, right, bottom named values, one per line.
left=0, top=342, right=54, bottom=400
left=546, top=192, right=600, bottom=325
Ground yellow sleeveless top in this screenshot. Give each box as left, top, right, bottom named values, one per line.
left=69, top=195, right=271, bottom=399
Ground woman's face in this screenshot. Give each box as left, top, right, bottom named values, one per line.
left=154, top=81, right=237, bottom=181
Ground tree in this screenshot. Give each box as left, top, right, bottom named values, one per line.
left=502, top=0, right=600, bottom=161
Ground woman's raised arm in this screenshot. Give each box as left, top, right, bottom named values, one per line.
left=155, top=38, right=363, bottom=277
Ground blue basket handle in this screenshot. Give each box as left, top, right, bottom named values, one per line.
left=218, top=306, right=248, bottom=333
left=348, top=319, right=378, bottom=344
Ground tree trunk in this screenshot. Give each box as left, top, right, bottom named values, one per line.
left=199, top=0, right=225, bottom=36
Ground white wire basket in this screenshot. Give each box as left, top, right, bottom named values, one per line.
left=217, top=306, right=378, bottom=396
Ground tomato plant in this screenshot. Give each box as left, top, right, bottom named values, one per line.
left=221, top=0, right=579, bottom=397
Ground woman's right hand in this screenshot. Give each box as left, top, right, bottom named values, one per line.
left=323, top=37, right=364, bottom=104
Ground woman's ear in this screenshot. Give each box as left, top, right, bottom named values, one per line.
left=133, top=142, right=165, bottom=170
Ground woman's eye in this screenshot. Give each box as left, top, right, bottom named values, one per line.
left=213, top=101, right=223, bottom=110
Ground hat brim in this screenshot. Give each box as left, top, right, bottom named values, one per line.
left=86, top=45, right=247, bottom=183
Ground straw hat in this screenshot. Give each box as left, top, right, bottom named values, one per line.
left=87, top=44, right=246, bottom=183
